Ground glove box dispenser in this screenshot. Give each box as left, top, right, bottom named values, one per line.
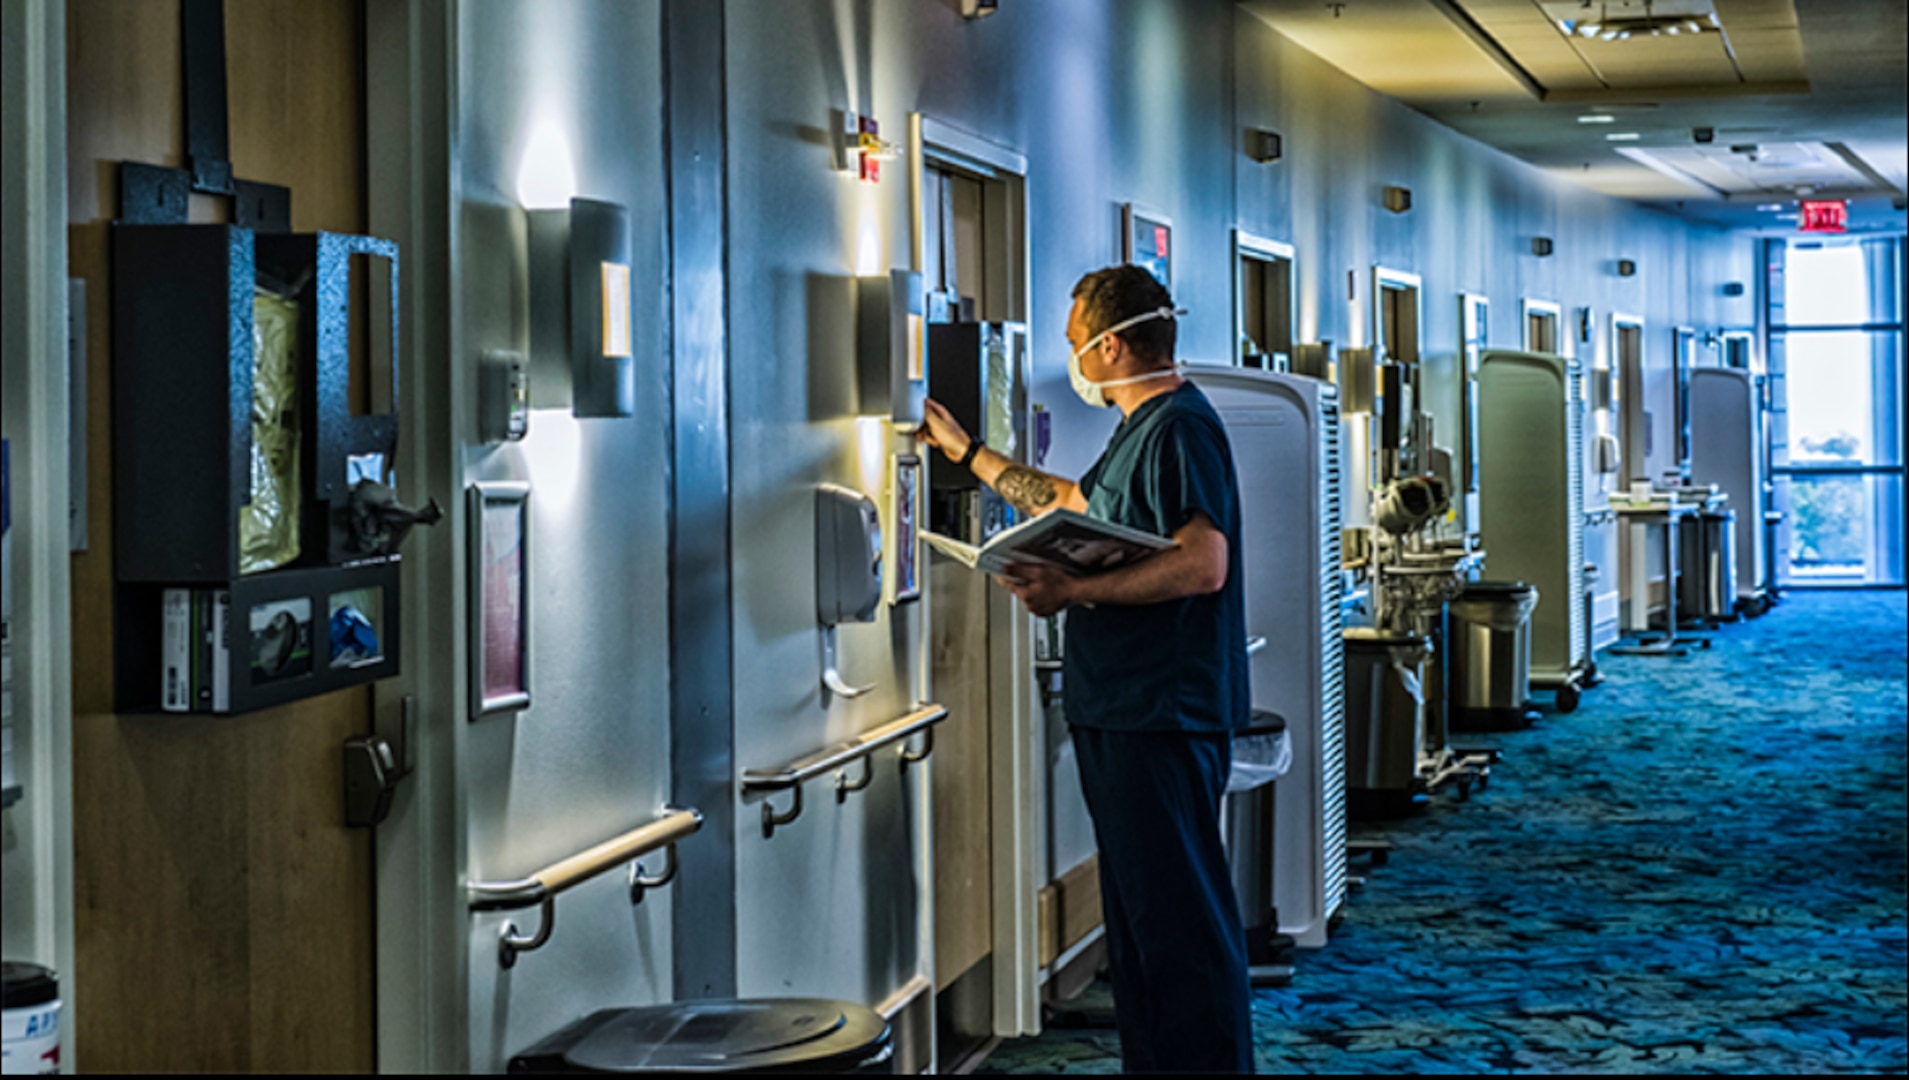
left=111, top=224, right=437, bottom=715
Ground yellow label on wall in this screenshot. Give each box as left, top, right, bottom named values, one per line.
left=600, top=261, right=632, bottom=358
left=907, top=312, right=924, bottom=381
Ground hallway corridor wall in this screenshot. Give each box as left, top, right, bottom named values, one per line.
left=449, top=1, right=676, bottom=1071
left=718, top=0, right=1755, bottom=1028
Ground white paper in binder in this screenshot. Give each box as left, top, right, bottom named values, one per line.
left=161, top=588, right=192, bottom=712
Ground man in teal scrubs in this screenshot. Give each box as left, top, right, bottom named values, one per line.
left=917, top=265, right=1254, bottom=1073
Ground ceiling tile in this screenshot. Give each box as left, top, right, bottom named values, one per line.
left=1725, top=28, right=1810, bottom=82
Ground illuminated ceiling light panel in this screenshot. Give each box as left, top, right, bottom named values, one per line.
left=1578, top=114, right=1617, bottom=123
left=1547, top=0, right=1720, bottom=42
left=1606, top=132, right=1642, bottom=141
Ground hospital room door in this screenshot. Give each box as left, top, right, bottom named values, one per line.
left=64, top=1, right=381, bottom=1069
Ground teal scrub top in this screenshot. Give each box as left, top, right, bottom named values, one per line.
left=1064, top=381, right=1250, bottom=734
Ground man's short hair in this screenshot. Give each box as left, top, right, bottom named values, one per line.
left=1071, top=265, right=1176, bottom=369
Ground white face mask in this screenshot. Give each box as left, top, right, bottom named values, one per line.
left=1068, top=307, right=1186, bottom=408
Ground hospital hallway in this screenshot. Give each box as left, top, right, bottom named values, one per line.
left=983, top=589, right=1908, bottom=1075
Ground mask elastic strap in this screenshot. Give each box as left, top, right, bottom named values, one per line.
left=1081, top=306, right=1187, bottom=357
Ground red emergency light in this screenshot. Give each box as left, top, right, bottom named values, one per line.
left=1799, top=199, right=1848, bottom=234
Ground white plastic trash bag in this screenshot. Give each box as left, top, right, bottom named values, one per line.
left=1226, top=726, right=1292, bottom=793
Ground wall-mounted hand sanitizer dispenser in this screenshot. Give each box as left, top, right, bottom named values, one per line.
left=816, top=484, right=883, bottom=625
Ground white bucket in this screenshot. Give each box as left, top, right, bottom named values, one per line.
left=1, top=962, right=60, bottom=1075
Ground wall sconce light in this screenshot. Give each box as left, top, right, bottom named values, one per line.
left=1292, top=341, right=1333, bottom=381
left=527, top=197, right=636, bottom=418
left=1722, top=281, right=1745, bottom=296
left=857, top=269, right=926, bottom=428
left=1531, top=236, right=1555, bottom=257
left=961, top=0, right=999, bottom=17
left=1382, top=186, right=1412, bottom=213
left=1590, top=366, right=1614, bottom=411
left=1247, top=128, right=1283, bottom=164
left=1617, top=258, right=1637, bottom=276
left=1338, top=346, right=1378, bottom=413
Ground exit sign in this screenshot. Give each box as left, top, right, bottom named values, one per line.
left=1799, top=199, right=1848, bottom=233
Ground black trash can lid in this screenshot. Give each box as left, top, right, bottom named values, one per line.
left=1461, top=580, right=1531, bottom=596
left=1, top=962, right=58, bottom=1007
left=1244, top=708, right=1287, bottom=736
left=560, top=999, right=890, bottom=1074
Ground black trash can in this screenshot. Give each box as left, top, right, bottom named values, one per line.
left=509, top=999, right=893, bottom=1074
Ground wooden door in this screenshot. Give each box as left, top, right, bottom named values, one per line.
left=66, top=1, right=378, bottom=1070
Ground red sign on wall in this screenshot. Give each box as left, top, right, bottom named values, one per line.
left=1799, top=199, right=1848, bottom=234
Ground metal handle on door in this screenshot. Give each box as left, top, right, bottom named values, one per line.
left=342, top=734, right=400, bottom=828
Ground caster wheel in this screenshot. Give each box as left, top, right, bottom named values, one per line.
left=1555, top=684, right=1581, bottom=714
left=1476, top=773, right=1489, bottom=792
left=1457, top=779, right=1471, bottom=801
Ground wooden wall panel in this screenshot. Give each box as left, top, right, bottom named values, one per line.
left=65, top=1, right=375, bottom=1072
left=930, top=566, right=994, bottom=990
left=1035, top=855, right=1102, bottom=969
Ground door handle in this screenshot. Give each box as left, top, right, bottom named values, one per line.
left=343, top=694, right=418, bottom=828
left=342, top=735, right=400, bottom=828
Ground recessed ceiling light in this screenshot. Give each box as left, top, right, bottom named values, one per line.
left=1757, top=203, right=1783, bottom=212
left=1578, top=115, right=1617, bottom=124
left=1606, top=133, right=1641, bottom=141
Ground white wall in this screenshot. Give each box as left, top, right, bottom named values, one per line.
left=450, top=1, right=676, bottom=1070
left=720, top=0, right=1246, bottom=1009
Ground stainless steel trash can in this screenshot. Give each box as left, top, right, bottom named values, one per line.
left=1448, top=581, right=1539, bottom=731
left=1343, top=629, right=1429, bottom=817
left=1679, top=509, right=1737, bottom=621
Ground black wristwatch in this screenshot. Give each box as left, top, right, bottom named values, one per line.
left=958, top=439, right=985, bottom=469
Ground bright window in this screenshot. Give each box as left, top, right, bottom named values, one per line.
left=1768, top=236, right=1906, bottom=587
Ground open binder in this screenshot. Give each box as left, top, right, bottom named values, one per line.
left=924, top=508, right=1175, bottom=577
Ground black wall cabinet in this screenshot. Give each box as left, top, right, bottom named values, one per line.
left=112, top=223, right=412, bottom=715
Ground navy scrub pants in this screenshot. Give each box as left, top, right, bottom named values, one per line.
left=1072, top=724, right=1255, bottom=1074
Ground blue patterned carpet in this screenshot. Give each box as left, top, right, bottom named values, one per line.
left=981, top=590, right=1908, bottom=1074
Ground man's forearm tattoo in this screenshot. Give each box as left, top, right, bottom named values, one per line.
left=996, top=466, right=1059, bottom=515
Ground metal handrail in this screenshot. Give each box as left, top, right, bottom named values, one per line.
left=468, top=806, right=703, bottom=967
left=741, top=703, right=948, bottom=838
